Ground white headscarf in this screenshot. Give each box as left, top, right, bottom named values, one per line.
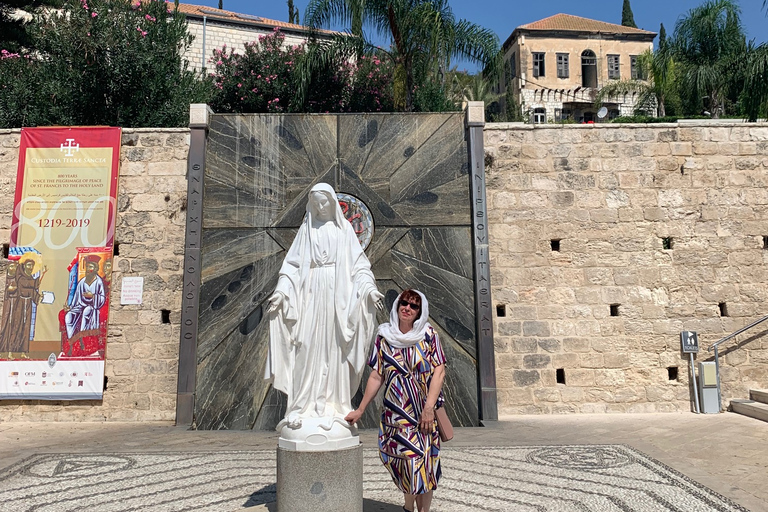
left=377, top=289, right=432, bottom=349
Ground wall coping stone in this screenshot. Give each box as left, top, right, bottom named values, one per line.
left=485, top=121, right=768, bottom=130
left=122, top=128, right=190, bottom=133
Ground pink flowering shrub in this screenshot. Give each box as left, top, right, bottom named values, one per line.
left=210, top=30, right=394, bottom=113
left=210, top=30, right=306, bottom=113
left=348, top=54, right=394, bottom=112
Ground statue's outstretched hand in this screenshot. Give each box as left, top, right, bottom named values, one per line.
left=371, top=290, right=384, bottom=311
left=266, top=292, right=285, bottom=314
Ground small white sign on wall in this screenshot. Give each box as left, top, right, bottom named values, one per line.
left=121, top=277, right=144, bottom=305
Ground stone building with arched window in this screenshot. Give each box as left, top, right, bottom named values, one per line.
left=498, top=14, right=656, bottom=123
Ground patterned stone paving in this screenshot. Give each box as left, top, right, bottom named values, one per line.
left=0, top=445, right=748, bottom=512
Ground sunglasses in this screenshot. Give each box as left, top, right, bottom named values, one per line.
left=399, top=299, right=421, bottom=310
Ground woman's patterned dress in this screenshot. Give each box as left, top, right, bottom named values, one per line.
left=369, top=327, right=446, bottom=495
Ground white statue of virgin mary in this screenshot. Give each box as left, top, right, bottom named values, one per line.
left=266, top=183, right=383, bottom=451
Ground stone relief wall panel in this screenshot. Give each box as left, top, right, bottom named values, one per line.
left=197, top=113, right=479, bottom=429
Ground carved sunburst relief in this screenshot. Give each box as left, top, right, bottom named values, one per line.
left=196, top=113, right=479, bottom=430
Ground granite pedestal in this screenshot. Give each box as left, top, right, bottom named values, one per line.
left=276, top=444, right=363, bottom=512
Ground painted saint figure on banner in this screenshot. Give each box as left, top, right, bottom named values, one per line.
left=0, top=252, right=47, bottom=355
left=63, top=254, right=106, bottom=356
left=0, top=262, right=20, bottom=356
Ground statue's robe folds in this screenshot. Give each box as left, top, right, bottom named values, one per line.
left=266, top=186, right=378, bottom=424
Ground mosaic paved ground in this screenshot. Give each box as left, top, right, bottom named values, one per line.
left=0, top=445, right=748, bottom=512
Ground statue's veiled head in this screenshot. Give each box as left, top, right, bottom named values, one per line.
left=310, top=191, right=335, bottom=222
left=307, top=183, right=340, bottom=225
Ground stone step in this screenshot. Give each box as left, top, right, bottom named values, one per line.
left=731, top=399, right=768, bottom=423
left=750, top=389, right=768, bottom=405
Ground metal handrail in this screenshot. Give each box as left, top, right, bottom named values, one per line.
left=709, top=314, right=768, bottom=412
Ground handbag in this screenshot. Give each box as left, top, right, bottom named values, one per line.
left=435, top=407, right=453, bottom=442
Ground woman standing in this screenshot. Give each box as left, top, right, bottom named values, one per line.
left=345, top=289, right=446, bottom=512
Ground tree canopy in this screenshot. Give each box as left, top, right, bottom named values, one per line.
left=0, top=0, right=62, bottom=52
left=305, top=0, right=499, bottom=111
left=671, top=0, right=746, bottom=118
left=0, top=0, right=210, bottom=128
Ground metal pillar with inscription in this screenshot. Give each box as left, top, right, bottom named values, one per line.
left=176, top=104, right=211, bottom=426
left=466, top=101, right=498, bottom=422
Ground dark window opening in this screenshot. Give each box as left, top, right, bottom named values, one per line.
left=763, top=236, right=768, bottom=249
left=662, top=237, right=673, bottom=250
left=103, top=376, right=109, bottom=391
left=551, top=239, right=561, bottom=252
left=164, top=194, right=171, bottom=202
left=581, top=49, right=597, bottom=88
left=556, top=368, right=566, bottom=385
left=667, top=367, right=679, bottom=381
left=610, top=304, right=620, bottom=317
left=508, top=53, right=517, bottom=81
left=556, top=108, right=572, bottom=122
left=607, top=54, right=620, bottom=79
left=113, top=242, right=120, bottom=256
left=2, top=243, right=8, bottom=259
left=533, top=52, right=545, bottom=78
left=533, top=107, right=546, bottom=124
left=556, top=53, right=569, bottom=78
left=496, top=304, right=506, bottom=317
left=719, top=303, right=728, bottom=317
left=161, top=310, right=171, bottom=324
left=630, top=55, right=646, bottom=80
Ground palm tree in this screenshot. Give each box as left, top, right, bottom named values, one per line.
left=446, top=68, right=473, bottom=104
left=304, top=0, right=499, bottom=111
left=742, top=1, right=768, bottom=120
left=671, top=0, right=746, bottom=118
left=596, top=48, right=676, bottom=117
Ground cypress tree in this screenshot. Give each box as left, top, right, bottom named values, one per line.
left=621, top=0, right=637, bottom=28
left=218, top=0, right=222, bottom=9
left=288, top=0, right=295, bottom=23
left=658, top=23, right=667, bottom=53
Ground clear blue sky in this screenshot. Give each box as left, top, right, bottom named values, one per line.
left=200, top=0, right=768, bottom=72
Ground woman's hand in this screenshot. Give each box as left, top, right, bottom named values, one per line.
left=345, top=408, right=364, bottom=425
left=419, top=405, right=435, bottom=434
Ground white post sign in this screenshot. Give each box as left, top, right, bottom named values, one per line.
left=120, top=277, right=144, bottom=305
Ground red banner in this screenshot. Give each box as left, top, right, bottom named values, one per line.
left=0, top=127, right=120, bottom=400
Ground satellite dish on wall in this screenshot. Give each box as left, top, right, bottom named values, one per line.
left=597, top=107, right=608, bottom=119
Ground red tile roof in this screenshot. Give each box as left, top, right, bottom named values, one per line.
left=175, top=2, right=334, bottom=34
left=517, top=13, right=655, bottom=36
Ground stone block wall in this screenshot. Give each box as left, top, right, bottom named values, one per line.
left=0, top=128, right=188, bottom=421
left=485, top=122, right=768, bottom=414
left=186, top=19, right=312, bottom=71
